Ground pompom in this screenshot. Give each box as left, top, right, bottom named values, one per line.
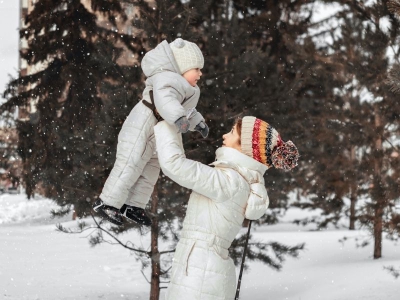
left=173, top=38, right=185, bottom=48
left=271, top=140, right=299, bottom=171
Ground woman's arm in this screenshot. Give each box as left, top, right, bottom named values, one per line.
left=154, top=121, right=236, bottom=202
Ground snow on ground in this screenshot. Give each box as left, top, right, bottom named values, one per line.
left=0, top=194, right=61, bottom=225
left=0, top=194, right=399, bottom=300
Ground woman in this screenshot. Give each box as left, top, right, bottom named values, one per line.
left=154, top=116, right=299, bottom=300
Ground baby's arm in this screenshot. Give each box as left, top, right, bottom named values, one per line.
left=152, top=74, right=208, bottom=136
left=152, top=82, right=184, bottom=124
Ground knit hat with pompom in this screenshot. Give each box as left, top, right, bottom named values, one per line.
left=169, top=38, right=204, bottom=74
left=241, top=116, right=299, bottom=171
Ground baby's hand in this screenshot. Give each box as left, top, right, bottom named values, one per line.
left=177, top=108, right=209, bottom=137
left=175, top=116, right=190, bottom=133
left=195, top=121, right=209, bottom=138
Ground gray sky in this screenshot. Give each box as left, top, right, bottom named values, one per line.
left=0, top=1, right=19, bottom=103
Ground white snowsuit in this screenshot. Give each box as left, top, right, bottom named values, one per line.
left=100, top=40, right=204, bottom=209
left=154, top=121, right=270, bottom=300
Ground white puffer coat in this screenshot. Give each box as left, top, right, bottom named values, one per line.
left=100, top=41, right=202, bottom=209
left=154, top=121, right=269, bottom=300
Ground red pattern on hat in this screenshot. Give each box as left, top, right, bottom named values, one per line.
left=277, top=135, right=283, bottom=147
left=252, top=119, right=262, bottom=162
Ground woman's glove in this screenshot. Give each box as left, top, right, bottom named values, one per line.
left=245, top=183, right=269, bottom=220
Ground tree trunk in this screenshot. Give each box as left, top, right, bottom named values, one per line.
left=373, top=203, right=383, bottom=259
left=148, top=11, right=165, bottom=300
left=373, top=107, right=383, bottom=259
left=349, top=146, right=357, bottom=230
left=349, top=187, right=357, bottom=230
left=149, top=188, right=160, bottom=300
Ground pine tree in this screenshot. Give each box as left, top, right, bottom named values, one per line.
left=183, top=1, right=343, bottom=232
left=291, top=11, right=368, bottom=230
left=330, top=0, right=400, bottom=259
left=1, top=0, right=142, bottom=213
left=293, top=0, right=400, bottom=258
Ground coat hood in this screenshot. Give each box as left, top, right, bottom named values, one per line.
left=211, top=147, right=269, bottom=220
left=211, top=147, right=267, bottom=183
left=141, top=40, right=181, bottom=77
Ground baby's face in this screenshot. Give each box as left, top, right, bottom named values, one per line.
left=183, top=68, right=202, bottom=86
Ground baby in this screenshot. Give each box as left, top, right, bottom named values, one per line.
left=93, top=38, right=208, bottom=226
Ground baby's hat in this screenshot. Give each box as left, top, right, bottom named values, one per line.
left=170, top=38, right=204, bottom=74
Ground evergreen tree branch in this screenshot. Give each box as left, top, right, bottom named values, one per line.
left=307, top=13, right=343, bottom=29
left=159, top=266, right=172, bottom=276
left=159, top=249, right=175, bottom=255
left=386, top=64, right=400, bottom=94
left=388, top=0, right=400, bottom=17
left=308, top=29, right=338, bottom=40
left=56, top=223, right=98, bottom=237
left=229, top=233, right=305, bottom=270
left=90, top=213, right=150, bottom=255
left=383, top=265, right=400, bottom=279
left=141, top=270, right=151, bottom=284
left=344, top=0, right=378, bottom=27
left=51, top=205, right=73, bottom=218
left=389, top=44, right=400, bottom=64
left=383, top=137, right=399, bottom=151
left=165, top=220, right=180, bottom=243
left=57, top=212, right=151, bottom=255
left=61, top=185, right=92, bottom=194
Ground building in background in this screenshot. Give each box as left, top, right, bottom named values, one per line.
left=0, top=125, right=21, bottom=193
left=19, top=0, right=39, bottom=121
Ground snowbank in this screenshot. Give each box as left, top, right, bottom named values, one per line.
left=0, top=194, right=61, bottom=225
left=0, top=194, right=399, bottom=300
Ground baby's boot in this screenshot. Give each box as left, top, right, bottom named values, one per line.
left=93, top=198, right=123, bottom=226
left=120, top=204, right=152, bottom=226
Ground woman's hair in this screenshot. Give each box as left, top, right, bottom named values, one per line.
left=234, top=118, right=242, bottom=143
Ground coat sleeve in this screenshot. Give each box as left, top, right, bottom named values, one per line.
left=154, top=121, right=238, bottom=202
left=152, top=74, right=186, bottom=125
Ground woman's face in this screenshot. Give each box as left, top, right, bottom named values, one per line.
left=222, top=125, right=241, bottom=152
